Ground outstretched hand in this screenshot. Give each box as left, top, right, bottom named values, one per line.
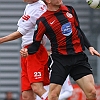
left=20, top=48, right=28, bottom=57
left=89, top=47, right=100, bottom=57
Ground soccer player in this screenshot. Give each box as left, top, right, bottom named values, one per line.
left=20, top=0, right=100, bottom=100
left=0, top=0, right=50, bottom=100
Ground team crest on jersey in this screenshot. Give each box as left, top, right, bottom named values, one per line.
left=61, top=22, right=72, bottom=36
left=34, top=24, right=38, bottom=31
left=66, top=12, right=73, bottom=18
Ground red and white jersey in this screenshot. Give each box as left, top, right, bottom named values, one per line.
left=17, top=0, right=47, bottom=47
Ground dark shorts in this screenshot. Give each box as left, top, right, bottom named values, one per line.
left=48, top=52, right=93, bottom=85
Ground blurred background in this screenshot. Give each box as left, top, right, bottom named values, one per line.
left=0, top=0, right=100, bottom=100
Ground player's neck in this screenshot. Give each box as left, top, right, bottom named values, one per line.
left=47, top=5, right=61, bottom=11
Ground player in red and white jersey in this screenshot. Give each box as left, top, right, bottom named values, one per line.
left=0, top=0, right=50, bottom=100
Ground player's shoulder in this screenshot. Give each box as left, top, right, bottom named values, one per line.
left=38, top=0, right=46, bottom=5
left=65, top=5, right=74, bottom=10
left=36, top=15, right=46, bottom=24
left=26, top=1, right=46, bottom=11
left=25, top=5, right=46, bottom=17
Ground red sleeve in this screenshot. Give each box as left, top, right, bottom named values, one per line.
left=28, top=20, right=46, bottom=54
left=34, top=21, right=46, bottom=41
left=69, top=6, right=92, bottom=49
left=71, top=7, right=79, bottom=27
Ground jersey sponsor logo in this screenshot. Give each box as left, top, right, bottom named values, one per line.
left=34, top=72, right=42, bottom=79
left=22, top=15, right=30, bottom=21
left=66, top=12, right=73, bottom=18
left=50, top=20, right=55, bottom=25
left=61, top=22, right=72, bottom=36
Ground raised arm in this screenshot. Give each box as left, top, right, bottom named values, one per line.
left=0, top=31, right=22, bottom=44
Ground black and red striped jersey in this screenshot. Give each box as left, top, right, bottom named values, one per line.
left=28, top=5, right=91, bottom=55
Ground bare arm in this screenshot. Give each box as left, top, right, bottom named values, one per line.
left=0, top=31, right=23, bottom=44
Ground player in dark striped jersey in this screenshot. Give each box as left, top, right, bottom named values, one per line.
left=20, top=0, right=100, bottom=100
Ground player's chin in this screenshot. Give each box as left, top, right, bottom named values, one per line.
left=56, top=3, right=62, bottom=7
left=55, top=1, right=63, bottom=6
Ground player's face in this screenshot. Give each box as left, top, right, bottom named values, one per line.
left=23, top=0, right=38, bottom=3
